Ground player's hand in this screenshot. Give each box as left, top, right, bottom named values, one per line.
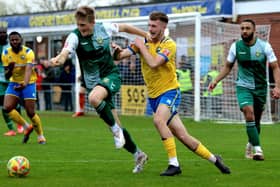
left=40, top=59, right=51, bottom=68
left=49, top=57, right=60, bottom=67
left=134, top=37, right=144, bottom=49
left=271, top=87, right=280, bottom=99
left=14, top=83, right=26, bottom=91
left=208, top=81, right=217, bottom=92
left=111, top=42, right=123, bottom=60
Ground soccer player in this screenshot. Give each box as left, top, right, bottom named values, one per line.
left=2, top=31, right=46, bottom=144
left=208, top=19, right=280, bottom=160
left=50, top=6, right=148, bottom=173
left=113, top=11, right=230, bottom=176
left=0, top=27, right=25, bottom=136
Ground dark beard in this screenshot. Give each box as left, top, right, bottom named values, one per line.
left=12, top=46, right=22, bottom=53
left=241, top=33, right=254, bottom=43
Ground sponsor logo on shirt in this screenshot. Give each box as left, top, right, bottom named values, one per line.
left=96, top=38, right=103, bottom=44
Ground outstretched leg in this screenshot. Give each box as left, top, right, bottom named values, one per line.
left=169, top=115, right=231, bottom=174
left=112, top=109, right=148, bottom=173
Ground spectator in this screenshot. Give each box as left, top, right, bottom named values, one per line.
left=35, top=60, right=45, bottom=110
left=176, top=55, right=194, bottom=115
left=59, top=58, right=75, bottom=111
left=202, top=64, right=223, bottom=118
left=41, top=58, right=56, bottom=110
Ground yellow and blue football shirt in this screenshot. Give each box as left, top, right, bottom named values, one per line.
left=2, top=45, right=36, bottom=84
left=131, top=36, right=179, bottom=98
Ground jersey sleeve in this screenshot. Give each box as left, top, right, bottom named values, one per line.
left=158, top=40, right=176, bottom=63
left=264, top=42, right=277, bottom=63
left=227, top=42, right=236, bottom=63
left=26, top=48, right=35, bottom=65
left=128, top=43, right=140, bottom=54
left=63, top=33, right=79, bottom=54
left=103, top=23, right=119, bottom=37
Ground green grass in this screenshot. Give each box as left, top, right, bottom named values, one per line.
left=0, top=111, right=280, bottom=187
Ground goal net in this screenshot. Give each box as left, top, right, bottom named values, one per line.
left=80, top=13, right=273, bottom=123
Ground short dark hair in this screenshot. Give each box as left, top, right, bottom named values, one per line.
left=8, top=31, right=22, bottom=39
left=149, top=12, right=168, bottom=24
left=241, top=19, right=256, bottom=28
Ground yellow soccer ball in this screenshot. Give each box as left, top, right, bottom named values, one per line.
left=7, top=156, right=30, bottom=177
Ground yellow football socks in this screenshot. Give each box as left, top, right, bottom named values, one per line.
left=163, top=137, right=177, bottom=159
left=8, top=109, right=27, bottom=126
left=31, top=114, right=44, bottom=135
left=195, top=143, right=212, bottom=160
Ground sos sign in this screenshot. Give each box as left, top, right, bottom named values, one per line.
left=121, top=85, right=147, bottom=115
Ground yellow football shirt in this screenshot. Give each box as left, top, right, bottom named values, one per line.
left=2, top=46, right=37, bottom=83
left=133, top=37, right=179, bottom=98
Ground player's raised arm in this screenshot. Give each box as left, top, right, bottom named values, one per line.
left=111, top=42, right=132, bottom=61
left=118, top=23, right=149, bottom=39
left=134, top=37, right=166, bottom=68
left=49, top=49, right=70, bottom=67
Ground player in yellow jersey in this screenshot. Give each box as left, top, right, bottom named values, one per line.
left=113, top=11, right=230, bottom=176
left=2, top=31, right=46, bottom=144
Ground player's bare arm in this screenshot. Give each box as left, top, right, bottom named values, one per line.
left=111, top=43, right=132, bottom=60
left=118, top=23, right=149, bottom=39
left=208, top=61, right=234, bottom=91
left=50, top=49, right=69, bottom=67
left=134, top=37, right=165, bottom=68
left=270, top=61, right=280, bottom=99
left=4, top=62, right=15, bottom=80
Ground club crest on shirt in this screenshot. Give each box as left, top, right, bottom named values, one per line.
left=255, top=51, right=261, bottom=57
left=103, top=77, right=109, bottom=83
left=21, top=55, right=25, bottom=60
left=96, top=37, right=103, bottom=44
left=156, top=47, right=161, bottom=52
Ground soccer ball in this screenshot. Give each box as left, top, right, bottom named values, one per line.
left=7, top=156, right=30, bottom=177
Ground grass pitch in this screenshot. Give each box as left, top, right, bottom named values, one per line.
left=0, top=111, right=280, bottom=187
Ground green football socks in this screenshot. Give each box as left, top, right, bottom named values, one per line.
left=96, top=101, right=115, bottom=127
left=122, top=128, right=137, bottom=154
left=246, top=121, right=260, bottom=146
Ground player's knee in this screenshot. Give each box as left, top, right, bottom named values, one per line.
left=88, top=93, right=104, bottom=108
left=153, top=114, right=165, bottom=127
